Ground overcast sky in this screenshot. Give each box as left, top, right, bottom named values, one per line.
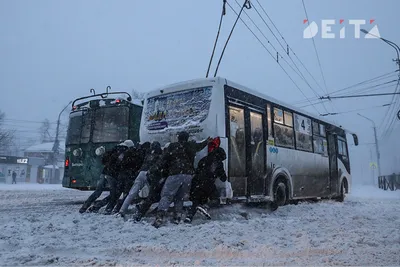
left=1, top=0, right=399, bottom=182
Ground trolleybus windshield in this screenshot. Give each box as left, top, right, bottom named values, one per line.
left=92, top=106, right=129, bottom=143
left=66, top=110, right=91, bottom=145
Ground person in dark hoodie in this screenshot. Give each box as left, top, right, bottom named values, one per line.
left=103, top=140, right=135, bottom=214
left=152, top=131, right=212, bottom=228
left=119, top=141, right=162, bottom=217
left=132, top=143, right=170, bottom=221
left=89, top=141, right=149, bottom=214
left=79, top=143, right=121, bottom=213
left=184, top=137, right=227, bottom=223
left=111, top=141, right=145, bottom=213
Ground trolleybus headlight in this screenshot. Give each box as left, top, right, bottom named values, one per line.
left=73, top=148, right=82, bottom=157
left=95, top=146, right=105, bottom=156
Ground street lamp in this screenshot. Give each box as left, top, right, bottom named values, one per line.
left=51, top=101, right=72, bottom=184
left=357, top=113, right=382, bottom=181
left=360, top=29, right=400, bottom=73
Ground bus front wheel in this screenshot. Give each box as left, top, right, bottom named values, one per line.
left=271, top=180, right=287, bottom=211
left=336, top=181, right=346, bottom=202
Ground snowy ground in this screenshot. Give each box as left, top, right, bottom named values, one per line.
left=0, top=183, right=399, bottom=266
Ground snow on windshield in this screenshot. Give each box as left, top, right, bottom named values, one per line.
left=144, top=87, right=212, bottom=132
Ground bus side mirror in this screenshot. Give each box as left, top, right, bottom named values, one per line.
left=352, top=134, right=359, bottom=146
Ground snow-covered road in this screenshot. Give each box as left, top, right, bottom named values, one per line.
left=0, top=184, right=399, bottom=266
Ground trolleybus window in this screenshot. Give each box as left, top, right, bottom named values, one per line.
left=273, top=108, right=294, bottom=148
left=313, top=121, right=328, bottom=156
left=294, top=113, right=313, bottom=152
left=66, top=111, right=91, bottom=145
left=92, top=107, right=129, bottom=143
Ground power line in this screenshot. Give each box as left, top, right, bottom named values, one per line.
left=301, top=0, right=329, bottom=95
left=380, top=79, right=400, bottom=138
left=225, top=1, right=321, bottom=115
left=292, top=72, right=399, bottom=105
left=320, top=103, right=391, bottom=116
left=320, top=91, right=400, bottom=100
left=249, top=0, right=329, bottom=114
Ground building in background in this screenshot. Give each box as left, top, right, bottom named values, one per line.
left=24, top=141, right=65, bottom=184
left=0, top=156, right=29, bottom=183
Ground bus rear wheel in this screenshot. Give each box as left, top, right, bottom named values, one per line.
left=271, top=180, right=287, bottom=211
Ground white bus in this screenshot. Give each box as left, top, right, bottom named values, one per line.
left=139, top=77, right=358, bottom=208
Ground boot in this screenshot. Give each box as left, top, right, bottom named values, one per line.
left=197, top=205, right=211, bottom=220
left=88, top=205, right=101, bottom=213
left=152, top=211, right=165, bottom=228
left=184, top=216, right=193, bottom=224
left=172, top=212, right=181, bottom=225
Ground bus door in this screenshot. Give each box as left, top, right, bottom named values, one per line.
left=327, top=132, right=339, bottom=195
left=247, top=111, right=266, bottom=195
left=228, top=106, right=247, bottom=197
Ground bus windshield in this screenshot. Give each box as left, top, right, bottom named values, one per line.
left=144, top=86, right=212, bottom=131
left=92, top=106, right=129, bottom=143
left=66, top=110, right=91, bottom=145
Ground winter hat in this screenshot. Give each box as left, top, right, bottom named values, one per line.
left=177, top=131, right=189, bottom=142
left=151, top=141, right=162, bottom=154
left=123, top=140, right=135, bottom=148
left=208, top=136, right=221, bottom=153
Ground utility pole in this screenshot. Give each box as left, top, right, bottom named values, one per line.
left=358, top=113, right=382, bottom=182
left=51, top=101, right=72, bottom=184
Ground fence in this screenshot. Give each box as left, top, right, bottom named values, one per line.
left=378, top=174, right=400, bottom=191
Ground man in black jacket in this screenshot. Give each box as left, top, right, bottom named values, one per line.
left=133, top=143, right=170, bottom=221
left=79, top=144, right=121, bottom=213
left=103, top=140, right=142, bottom=214
left=152, top=131, right=211, bottom=228
left=185, top=138, right=227, bottom=223
left=119, top=141, right=162, bottom=217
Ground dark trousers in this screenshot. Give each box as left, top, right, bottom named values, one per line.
left=12, top=177, right=16, bottom=184
left=81, top=174, right=108, bottom=210
left=105, top=171, right=134, bottom=213
left=187, top=182, right=218, bottom=219
left=136, top=180, right=165, bottom=219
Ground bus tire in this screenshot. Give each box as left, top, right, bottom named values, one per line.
left=272, top=180, right=287, bottom=209
left=336, top=181, right=346, bottom=202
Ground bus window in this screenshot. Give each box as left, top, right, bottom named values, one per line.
left=267, top=104, right=272, bottom=138
left=313, top=121, right=328, bottom=156
left=274, top=108, right=283, bottom=124
left=92, top=107, right=129, bottom=143
left=284, top=111, right=293, bottom=127
left=229, top=106, right=246, bottom=177
left=294, top=113, right=312, bottom=152
left=273, top=108, right=294, bottom=148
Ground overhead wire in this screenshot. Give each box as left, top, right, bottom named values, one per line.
left=292, top=71, right=399, bottom=105
left=225, top=1, right=322, bottom=115
left=250, top=0, right=328, bottom=109
left=301, top=0, right=329, bottom=95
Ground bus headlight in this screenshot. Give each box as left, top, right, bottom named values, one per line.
left=73, top=148, right=82, bottom=157
left=95, top=146, right=105, bottom=156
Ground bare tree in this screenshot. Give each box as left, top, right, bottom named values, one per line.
left=39, top=119, right=52, bottom=143
left=0, top=110, right=15, bottom=154
left=131, top=88, right=146, bottom=100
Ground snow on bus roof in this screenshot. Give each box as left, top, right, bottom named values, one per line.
left=146, top=77, right=356, bottom=134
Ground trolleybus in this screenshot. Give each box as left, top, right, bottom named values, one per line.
left=139, top=77, right=358, bottom=207
left=62, top=87, right=143, bottom=190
